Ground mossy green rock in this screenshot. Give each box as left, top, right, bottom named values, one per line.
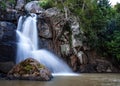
left=7, top=58, right=53, bottom=81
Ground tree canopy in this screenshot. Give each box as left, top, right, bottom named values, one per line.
left=51, top=0, right=120, bottom=60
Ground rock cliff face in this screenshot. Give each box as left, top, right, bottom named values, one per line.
left=0, top=0, right=119, bottom=73
left=0, top=22, right=17, bottom=62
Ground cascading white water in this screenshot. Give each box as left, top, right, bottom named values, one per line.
left=16, top=13, right=38, bottom=63
left=16, top=13, right=72, bottom=74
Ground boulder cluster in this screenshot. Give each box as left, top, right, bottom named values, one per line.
left=7, top=58, right=52, bottom=81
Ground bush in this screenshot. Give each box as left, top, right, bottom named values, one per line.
left=106, top=31, right=120, bottom=60
left=39, top=0, right=54, bottom=9
left=0, top=0, right=15, bottom=10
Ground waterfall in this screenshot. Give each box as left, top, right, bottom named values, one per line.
left=16, top=13, right=72, bottom=74
left=16, top=13, right=38, bottom=63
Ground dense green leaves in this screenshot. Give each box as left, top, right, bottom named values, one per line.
left=115, top=3, right=120, bottom=13
left=107, top=31, right=120, bottom=60
left=51, top=0, right=120, bottom=60
left=39, top=0, right=54, bottom=9
left=0, top=0, right=16, bottom=9
left=0, top=1, right=6, bottom=10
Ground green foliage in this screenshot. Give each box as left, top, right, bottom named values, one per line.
left=0, top=1, right=7, bottom=10
left=52, top=0, right=120, bottom=61
left=9, top=0, right=15, bottom=4
left=0, top=0, right=16, bottom=10
left=24, top=65, right=33, bottom=71
left=39, top=0, right=54, bottom=9
left=103, top=4, right=120, bottom=60
left=37, top=64, right=45, bottom=69
left=115, top=3, right=120, bottom=13
left=106, top=31, right=120, bottom=60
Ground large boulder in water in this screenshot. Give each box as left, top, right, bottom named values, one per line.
left=7, top=58, right=53, bottom=81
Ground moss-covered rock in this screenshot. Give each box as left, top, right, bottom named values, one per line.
left=7, top=58, right=53, bottom=81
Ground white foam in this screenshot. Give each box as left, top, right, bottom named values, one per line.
left=52, top=73, right=79, bottom=76
left=16, top=13, right=73, bottom=74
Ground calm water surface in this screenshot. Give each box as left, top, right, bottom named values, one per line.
left=0, top=74, right=120, bottom=86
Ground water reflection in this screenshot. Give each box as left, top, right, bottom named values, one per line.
left=0, top=74, right=120, bottom=86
